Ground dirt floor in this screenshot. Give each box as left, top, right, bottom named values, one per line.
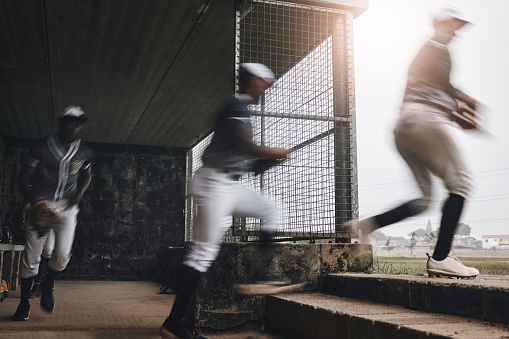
left=0, top=281, right=283, bottom=339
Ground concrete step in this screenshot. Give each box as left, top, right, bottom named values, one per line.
left=319, top=273, right=509, bottom=324
left=265, top=292, right=509, bottom=339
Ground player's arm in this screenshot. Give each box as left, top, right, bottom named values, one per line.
left=233, top=121, right=289, bottom=160
left=19, top=164, right=38, bottom=203
left=21, top=195, right=30, bottom=223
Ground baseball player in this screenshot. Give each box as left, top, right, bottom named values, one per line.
left=160, top=63, right=290, bottom=339
left=345, top=7, right=479, bottom=278
left=12, top=106, right=92, bottom=321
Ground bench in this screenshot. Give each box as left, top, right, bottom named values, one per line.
left=0, top=244, right=25, bottom=291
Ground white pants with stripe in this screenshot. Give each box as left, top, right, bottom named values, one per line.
left=183, top=167, right=279, bottom=273
left=21, top=200, right=78, bottom=279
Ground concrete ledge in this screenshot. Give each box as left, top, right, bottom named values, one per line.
left=265, top=293, right=509, bottom=339
left=320, top=273, right=509, bottom=324
left=187, top=243, right=372, bottom=329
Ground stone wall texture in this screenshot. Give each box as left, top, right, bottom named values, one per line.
left=0, top=129, right=4, bottom=238
left=0, top=137, right=187, bottom=280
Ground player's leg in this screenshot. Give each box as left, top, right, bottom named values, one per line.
left=41, top=202, right=79, bottom=313
left=28, top=267, right=42, bottom=299
left=183, top=169, right=236, bottom=272
left=417, top=123, right=470, bottom=261
left=346, top=105, right=434, bottom=240
left=42, top=228, right=56, bottom=259
left=231, top=184, right=278, bottom=237
left=419, top=124, right=476, bottom=275
left=13, top=223, right=46, bottom=320
left=405, top=104, right=476, bottom=277
left=162, top=169, right=234, bottom=338
left=30, top=230, right=55, bottom=298
left=349, top=152, right=433, bottom=241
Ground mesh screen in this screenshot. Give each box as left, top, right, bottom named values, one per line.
left=186, top=0, right=358, bottom=243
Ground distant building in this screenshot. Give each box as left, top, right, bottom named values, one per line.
left=456, top=236, right=476, bottom=246
left=481, top=235, right=509, bottom=249
left=472, top=240, right=482, bottom=248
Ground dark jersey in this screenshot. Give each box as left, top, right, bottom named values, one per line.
left=202, top=95, right=259, bottom=174
left=24, top=135, right=93, bottom=201
left=403, top=39, right=457, bottom=112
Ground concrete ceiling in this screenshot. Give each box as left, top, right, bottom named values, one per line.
left=0, top=0, right=366, bottom=148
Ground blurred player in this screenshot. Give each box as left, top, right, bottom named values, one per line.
left=160, top=63, right=290, bottom=339
left=12, top=106, right=92, bottom=321
left=345, top=6, right=480, bottom=279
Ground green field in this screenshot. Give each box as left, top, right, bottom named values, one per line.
left=372, top=256, right=509, bottom=276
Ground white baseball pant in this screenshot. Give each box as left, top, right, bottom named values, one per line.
left=183, top=167, right=279, bottom=273
left=41, top=229, right=55, bottom=259
left=21, top=200, right=78, bottom=278
left=394, top=102, right=472, bottom=214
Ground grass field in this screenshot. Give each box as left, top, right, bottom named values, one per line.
left=372, top=256, right=509, bottom=276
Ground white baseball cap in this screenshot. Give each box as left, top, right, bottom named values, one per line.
left=433, top=6, right=469, bottom=30
left=58, top=106, right=88, bottom=122
left=240, top=63, right=276, bottom=85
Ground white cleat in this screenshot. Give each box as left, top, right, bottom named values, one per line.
left=426, top=253, right=479, bottom=279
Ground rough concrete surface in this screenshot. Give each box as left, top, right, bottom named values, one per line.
left=337, top=273, right=509, bottom=289
left=320, top=273, right=509, bottom=324
left=0, top=281, right=282, bottom=339
left=266, top=293, right=509, bottom=339
left=193, top=243, right=372, bottom=329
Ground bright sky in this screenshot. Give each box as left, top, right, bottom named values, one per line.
left=353, top=0, right=509, bottom=240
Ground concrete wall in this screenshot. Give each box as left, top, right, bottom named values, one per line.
left=1, top=138, right=29, bottom=244
left=0, top=129, right=4, bottom=239
left=0, top=138, right=187, bottom=280
left=187, top=242, right=373, bottom=329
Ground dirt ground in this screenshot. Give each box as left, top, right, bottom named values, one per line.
left=0, top=280, right=282, bottom=339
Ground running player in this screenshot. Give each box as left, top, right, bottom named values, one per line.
left=345, top=6, right=480, bottom=279
left=12, top=106, right=92, bottom=321
left=160, top=63, right=290, bottom=339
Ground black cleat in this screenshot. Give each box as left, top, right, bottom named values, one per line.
left=40, top=281, right=54, bottom=313
left=160, top=318, right=207, bottom=339
left=12, top=303, right=30, bottom=321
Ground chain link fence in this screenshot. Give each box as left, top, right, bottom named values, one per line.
left=185, top=0, right=358, bottom=243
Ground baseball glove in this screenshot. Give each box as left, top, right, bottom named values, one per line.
left=30, top=201, right=58, bottom=232
left=452, top=105, right=478, bottom=130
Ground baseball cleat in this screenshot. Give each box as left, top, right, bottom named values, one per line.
left=343, top=217, right=377, bottom=243
left=235, top=281, right=305, bottom=295
left=426, top=253, right=479, bottom=279
left=40, top=281, right=55, bottom=313
left=12, top=303, right=30, bottom=321
left=160, top=318, right=207, bottom=339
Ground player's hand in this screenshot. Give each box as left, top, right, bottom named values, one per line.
left=31, top=200, right=58, bottom=232
left=271, top=147, right=290, bottom=160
